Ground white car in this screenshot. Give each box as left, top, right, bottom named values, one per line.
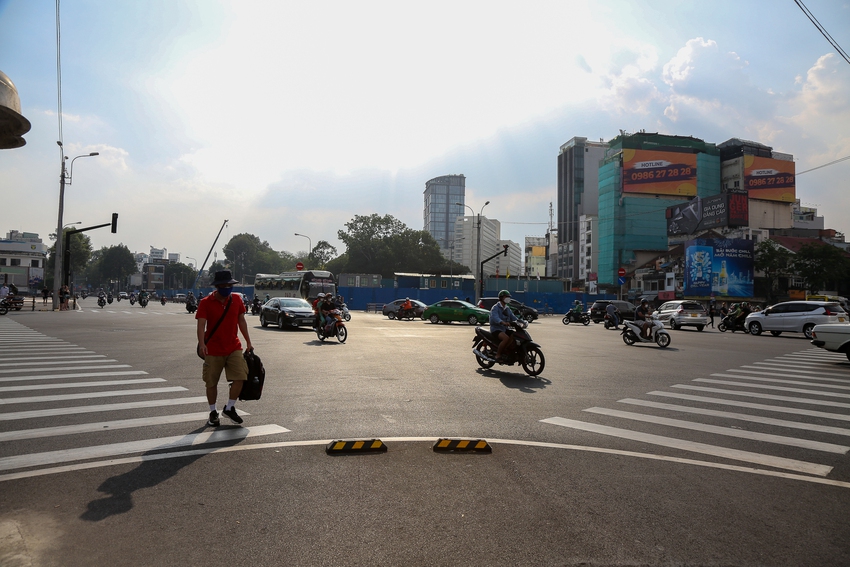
left=745, top=301, right=848, bottom=339
left=655, top=300, right=710, bottom=331
left=811, top=324, right=850, bottom=361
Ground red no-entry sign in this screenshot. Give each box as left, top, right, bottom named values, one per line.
left=296, top=262, right=304, bottom=271
left=618, top=267, right=626, bottom=277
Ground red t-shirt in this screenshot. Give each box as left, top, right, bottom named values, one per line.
left=196, top=293, right=246, bottom=356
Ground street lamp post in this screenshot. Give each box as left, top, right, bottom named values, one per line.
left=53, top=144, right=98, bottom=310
left=294, top=233, right=312, bottom=267
left=456, top=200, right=489, bottom=301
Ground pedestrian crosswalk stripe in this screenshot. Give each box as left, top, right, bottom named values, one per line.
left=0, top=424, right=288, bottom=472
left=774, top=356, right=839, bottom=365
left=618, top=398, right=850, bottom=436
left=697, top=377, right=850, bottom=398
left=0, top=355, right=106, bottom=363
left=728, top=368, right=850, bottom=381
left=0, top=396, right=208, bottom=421
left=583, top=407, right=848, bottom=453
left=0, top=411, right=249, bottom=442
left=0, top=378, right=167, bottom=393
left=710, top=373, right=850, bottom=389
left=541, top=417, right=833, bottom=476
left=672, top=385, right=850, bottom=408
left=650, top=391, right=850, bottom=421
left=0, top=346, right=85, bottom=352
left=0, top=370, right=147, bottom=382
left=0, top=386, right=187, bottom=405
left=748, top=364, right=850, bottom=377
left=0, top=364, right=130, bottom=375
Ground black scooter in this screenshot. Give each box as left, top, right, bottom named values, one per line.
left=718, top=314, right=749, bottom=333
left=471, top=321, right=545, bottom=376
left=562, top=311, right=590, bottom=325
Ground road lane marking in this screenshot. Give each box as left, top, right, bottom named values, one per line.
left=618, top=398, right=850, bottom=436
left=671, top=385, right=850, bottom=409
left=0, top=386, right=187, bottom=405
left=0, top=346, right=85, bottom=352
left=0, top=378, right=167, bottom=393
left=0, top=424, right=289, bottom=472
left=0, top=370, right=147, bottom=381
left=540, top=417, right=832, bottom=476
left=0, top=364, right=130, bottom=375
left=0, top=411, right=250, bottom=442
left=696, top=378, right=850, bottom=398
left=710, top=373, right=850, bottom=389
left=0, top=397, right=208, bottom=421
left=0, top=355, right=106, bottom=363
left=747, top=364, right=850, bottom=378
left=650, top=391, right=850, bottom=421
left=583, top=407, right=848, bottom=453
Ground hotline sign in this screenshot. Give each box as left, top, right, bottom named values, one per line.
left=623, top=149, right=697, bottom=197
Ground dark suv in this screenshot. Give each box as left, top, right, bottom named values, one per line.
left=477, top=297, right=539, bottom=322
left=589, top=300, right=637, bottom=324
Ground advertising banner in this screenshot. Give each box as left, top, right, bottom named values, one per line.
left=623, top=149, right=697, bottom=197
left=684, top=238, right=754, bottom=297
left=667, top=194, right=750, bottom=235
left=743, top=156, right=795, bottom=202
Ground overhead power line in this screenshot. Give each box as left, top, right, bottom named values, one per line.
left=794, top=0, right=850, bottom=65
left=797, top=155, right=850, bottom=175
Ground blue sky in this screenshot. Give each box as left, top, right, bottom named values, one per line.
left=1, top=0, right=848, bottom=265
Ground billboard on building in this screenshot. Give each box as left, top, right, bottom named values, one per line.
left=623, top=149, right=697, bottom=197
left=743, top=156, right=795, bottom=202
left=684, top=238, right=753, bottom=297
left=667, top=194, right=750, bottom=235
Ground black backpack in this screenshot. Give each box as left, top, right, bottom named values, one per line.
left=239, top=350, right=265, bottom=401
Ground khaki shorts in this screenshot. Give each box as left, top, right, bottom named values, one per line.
left=202, top=349, right=248, bottom=387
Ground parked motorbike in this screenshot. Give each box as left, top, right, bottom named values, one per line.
left=562, top=311, right=590, bottom=325
left=316, top=309, right=347, bottom=343
left=717, top=314, right=750, bottom=334
left=621, top=316, right=671, bottom=348
left=97, top=295, right=106, bottom=308
left=471, top=320, right=545, bottom=376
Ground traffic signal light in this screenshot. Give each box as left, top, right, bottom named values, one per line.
left=502, top=244, right=509, bottom=256
left=111, top=213, right=118, bottom=233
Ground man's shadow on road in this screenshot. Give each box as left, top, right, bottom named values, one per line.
left=80, top=426, right=246, bottom=522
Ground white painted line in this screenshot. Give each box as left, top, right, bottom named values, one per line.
left=650, top=391, right=850, bottom=421
left=0, top=355, right=105, bottom=363
left=0, top=424, right=288, bottom=472
left=0, top=436, right=846, bottom=488
left=541, top=417, right=832, bottom=476
left=583, top=407, right=848, bottom=453
left=697, top=378, right=850, bottom=398
left=0, top=411, right=251, bottom=442
left=0, top=378, right=166, bottom=393
left=727, top=367, right=850, bottom=382
left=711, top=373, right=850, bottom=389
left=0, top=364, right=130, bottom=375
left=0, top=386, right=187, bottom=405
left=122, top=311, right=132, bottom=314
left=0, top=370, right=147, bottom=381
left=0, top=396, right=208, bottom=421
left=749, top=364, right=850, bottom=378
left=671, top=385, right=850, bottom=409
left=618, top=398, right=850, bottom=436
left=0, top=346, right=84, bottom=352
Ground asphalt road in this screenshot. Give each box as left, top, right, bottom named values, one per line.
left=1, top=302, right=849, bottom=566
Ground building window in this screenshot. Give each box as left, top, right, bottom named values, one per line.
left=32, top=259, right=40, bottom=268
left=10, top=259, right=20, bottom=267
left=430, top=279, right=436, bottom=288
left=441, top=280, right=447, bottom=288
left=0, top=258, right=5, bottom=266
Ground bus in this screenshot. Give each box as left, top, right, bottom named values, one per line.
left=254, top=271, right=336, bottom=302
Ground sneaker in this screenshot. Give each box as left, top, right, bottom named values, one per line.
left=207, top=410, right=220, bottom=427
left=222, top=406, right=243, bottom=424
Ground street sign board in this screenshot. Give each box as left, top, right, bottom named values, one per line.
left=296, top=262, right=304, bottom=271
left=618, top=268, right=626, bottom=277
left=618, top=276, right=626, bottom=285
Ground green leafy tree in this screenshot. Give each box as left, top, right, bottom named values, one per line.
left=754, top=239, right=791, bottom=303
left=310, top=240, right=338, bottom=269
left=222, top=233, right=290, bottom=281
left=45, top=231, right=93, bottom=288
left=791, top=242, right=850, bottom=294
left=164, top=262, right=198, bottom=290
left=99, top=245, right=137, bottom=286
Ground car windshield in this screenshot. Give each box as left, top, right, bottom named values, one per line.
left=280, top=298, right=311, bottom=308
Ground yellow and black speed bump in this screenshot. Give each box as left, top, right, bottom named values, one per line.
left=325, top=439, right=387, bottom=455
left=432, top=438, right=492, bottom=454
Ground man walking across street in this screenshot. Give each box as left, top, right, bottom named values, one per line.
left=196, top=270, right=253, bottom=427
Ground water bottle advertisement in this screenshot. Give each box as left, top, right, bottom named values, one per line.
left=684, top=238, right=754, bottom=297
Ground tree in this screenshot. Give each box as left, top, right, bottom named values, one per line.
left=164, top=262, right=197, bottom=290
left=754, top=239, right=791, bottom=303
left=45, top=231, right=93, bottom=289
left=222, top=233, right=289, bottom=281
left=310, top=240, right=338, bottom=269
left=791, top=242, right=850, bottom=294
left=97, top=245, right=137, bottom=286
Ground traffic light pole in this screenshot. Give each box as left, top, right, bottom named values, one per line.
left=478, top=244, right=509, bottom=300
left=63, top=214, right=118, bottom=302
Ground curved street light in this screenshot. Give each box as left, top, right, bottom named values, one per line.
left=294, top=233, right=312, bottom=267
left=53, top=146, right=99, bottom=310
